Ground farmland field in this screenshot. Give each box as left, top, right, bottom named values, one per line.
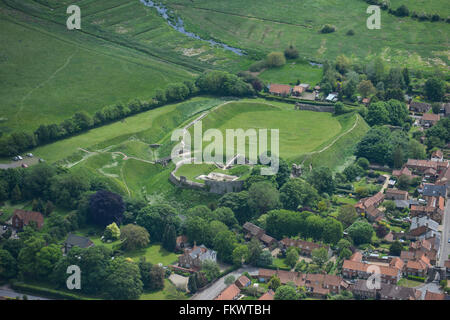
left=163, top=0, right=450, bottom=70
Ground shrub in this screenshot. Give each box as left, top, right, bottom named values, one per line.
left=266, top=52, right=286, bottom=68
left=320, top=24, right=336, bottom=34
left=346, top=29, right=355, bottom=36
left=284, top=45, right=299, bottom=59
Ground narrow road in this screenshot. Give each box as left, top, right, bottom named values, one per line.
left=439, top=200, right=450, bottom=267
left=190, top=266, right=258, bottom=300
left=0, top=285, right=50, bottom=300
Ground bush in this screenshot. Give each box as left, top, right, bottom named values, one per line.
left=10, top=282, right=86, bottom=300
left=320, top=25, right=336, bottom=34
left=284, top=45, right=299, bottom=59
left=266, top=52, right=286, bottom=68
left=249, top=60, right=267, bottom=72
left=346, top=29, right=355, bottom=36
left=407, top=275, right=425, bottom=282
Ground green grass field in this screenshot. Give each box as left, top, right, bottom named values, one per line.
left=259, top=59, right=323, bottom=86
left=189, top=99, right=357, bottom=164
left=164, top=0, right=450, bottom=70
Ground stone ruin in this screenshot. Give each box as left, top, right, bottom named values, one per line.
left=291, top=163, right=302, bottom=177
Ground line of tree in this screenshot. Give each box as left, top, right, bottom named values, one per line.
left=0, top=71, right=255, bottom=157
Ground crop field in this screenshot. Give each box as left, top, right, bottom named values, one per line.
left=163, top=0, right=450, bottom=70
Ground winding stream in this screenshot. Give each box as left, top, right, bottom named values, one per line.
left=140, top=0, right=245, bottom=55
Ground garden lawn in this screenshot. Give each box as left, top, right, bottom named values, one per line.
left=127, top=243, right=179, bottom=266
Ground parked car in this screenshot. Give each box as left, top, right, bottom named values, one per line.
left=17, top=156, right=23, bottom=160
left=39, top=158, right=45, bottom=163
left=26, top=153, right=33, bottom=157
left=21, top=164, right=28, bottom=168
left=12, top=156, right=19, bottom=161
left=2, top=225, right=7, bottom=230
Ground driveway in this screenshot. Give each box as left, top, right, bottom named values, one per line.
left=438, top=200, right=450, bottom=267
left=190, top=266, right=258, bottom=300
left=0, top=157, right=39, bottom=169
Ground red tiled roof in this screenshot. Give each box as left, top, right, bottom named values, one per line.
left=215, top=284, right=240, bottom=300
left=235, top=275, right=251, bottom=288
left=13, top=209, right=44, bottom=229
left=424, top=291, right=446, bottom=300
left=350, top=252, right=363, bottom=262
left=422, top=113, right=440, bottom=122
left=269, top=84, right=292, bottom=95
left=258, top=289, right=275, bottom=300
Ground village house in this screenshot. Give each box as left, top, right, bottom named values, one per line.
left=404, top=255, right=431, bottom=278
left=409, top=101, right=431, bottom=113
left=64, top=233, right=94, bottom=254
left=379, top=284, right=421, bottom=300
left=408, top=216, right=440, bottom=240
left=11, top=209, right=44, bottom=230
left=421, top=183, right=448, bottom=198
left=350, top=279, right=377, bottom=299
left=257, top=269, right=306, bottom=287
left=444, top=103, right=450, bottom=117
left=431, top=149, right=444, bottom=162
left=421, top=113, right=440, bottom=127
left=243, top=222, right=276, bottom=247
left=268, top=84, right=292, bottom=96
left=385, top=189, right=409, bottom=201
left=304, top=273, right=348, bottom=298
left=215, top=284, right=241, bottom=300
left=392, top=166, right=416, bottom=180
left=365, top=205, right=384, bottom=223
left=235, top=275, right=251, bottom=289
left=401, top=238, right=439, bottom=266
left=436, top=166, right=450, bottom=192
left=292, top=85, right=305, bottom=96
left=280, top=238, right=331, bottom=257
left=424, top=291, right=447, bottom=300
left=258, top=289, right=275, bottom=300
left=178, top=244, right=217, bottom=270
left=406, top=159, right=438, bottom=174
left=342, top=253, right=402, bottom=285
left=175, top=235, right=188, bottom=251
left=354, top=192, right=385, bottom=214
left=410, top=196, right=444, bottom=223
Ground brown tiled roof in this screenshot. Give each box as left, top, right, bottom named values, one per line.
left=215, top=284, right=240, bottom=300
left=269, top=84, right=292, bottom=95
left=258, top=289, right=275, bottom=300
left=406, top=159, right=438, bottom=170
left=343, top=260, right=399, bottom=277
left=243, top=222, right=264, bottom=237
left=422, top=113, right=440, bottom=122
left=392, top=167, right=413, bottom=177
left=235, top=275, right=251, bottom=288
left=13, top=209, right=44, bottom=229
left=386, top=189, right=409, bottom=196
left=259, top=233, right=275, bottom=245
left=293, top=85, right=305, bottom=94
left=431, top=149, right=443, bottom=159
left=389, top=257, right=404, bottom=271
left=424, top=291, right=446, bottom=300
left=400, top=251, right=415, bottom=261
left=350, top=252, right=363, bottom=262
left=406, top=260, right=428, bottom=271
left=258, top=269, right=277, bottom=278
left=444, top=260, right=450, bottom=268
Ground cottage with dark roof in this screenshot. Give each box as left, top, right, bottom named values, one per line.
left=64, top=233, right=94, bottom=254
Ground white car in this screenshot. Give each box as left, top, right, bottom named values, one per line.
left=17, top=156, right=23, bottom=160
left=26, top=153, right=33, bottom=157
